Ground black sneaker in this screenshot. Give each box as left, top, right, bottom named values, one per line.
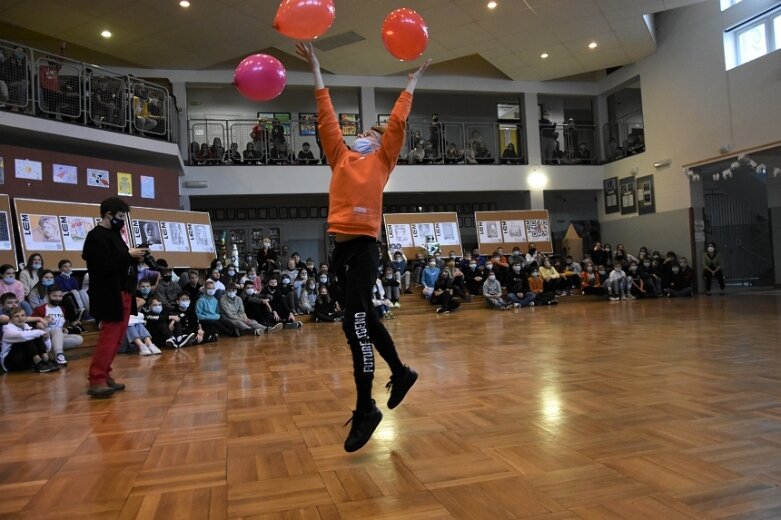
left=179, top=332, right=196, bottom=347
left=343, top=401, right=383, bottom=453
left=35, top=361, right=57, bottom=373
left=386, top=366, right=418, bottom=409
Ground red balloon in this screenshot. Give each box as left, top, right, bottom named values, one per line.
left=381, top=8, right=429, bottom=61
left=234, top=54, right=287, bottom=102
left=274, top=0, right=335, bottom=40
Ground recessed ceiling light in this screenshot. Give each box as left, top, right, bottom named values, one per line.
left=487, top=1, right=498, bottom=9
left=588, top=41, right=598, bottom=49
left=540, top=52, right=549, bottom=59
left=179, top=0, right=190, bottom=7
left=100, top=30, right=112, bottom=38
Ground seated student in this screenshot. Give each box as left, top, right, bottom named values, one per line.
left=506, top=263, right=536, bottom=308
left=528, top=268, right=558, bottom=305
left=206, top=268, right=226, bottom=301
left=175, top=292, right=214, bottom=345
left=303, top=259, right=318, bottom=279
left=210, top=137, right=226, bottom=163
left=554, top=258, right=580, bottom=293
left=313, top=285, right=343, bottom=323
left=196, top=280, right=238, bottom=337
left=390, top=251, right=412, bottom=294
left=703, top=241, right=725, bottom=295
left=638, top=257, right=659, bottom=296
left=55, top=259, right=90, bottom=317
left=431, top=270, right=461, bottom=314
left=240, top=280, right=275, bottom=328
left=500, top=143, right=522, bottom=164
left=678, top=256, right=696, bottom=293
left=612, top=243, right=637, bottom=268
left=243, top=142, right=259, bottom=164
left=220, top=283, right=272, bottom=336
left=661, top=250, right=678, bottom=278
left=580, top=263, right=606, bottom=296
left=494, top=248, right=510, bottom=269
left=444, top=142, right=464, bottom=164
left=483, top=259, right=500, bottom=288
left=606, top=262, right=634, bottom=301
left=136, top=279, right=153, bottom=309
left=282, top=259, right=299, bottom=283
left=32, top=285, right=83, bottom=367
left=279, top=274, right=299, bottom=316
left=19, top=254, right=43, bottom=297
left=297, top=142, right=318, bottom=165
left=421, top=258, right=440, bottom=300
left=154, top=268, right=180, bottom=311
left=195, top=143, right=212, bottom=165
left=1, top=307, right=58, bottom=373
left=482, top=270, right=512, bottom=310
left=443, top=257, right=471, bottom=301
left=409, top=252, right=426, bottom=287
left=183, top=270, right=202, bottom=303
left=539, top=259, right=569, bottom=296
left=227, top=142, right=242, bottom=164
left=596, top=264, right=609, bottom=288
left=382, top=266, right=402, bottom=308
left=222, top=264, right=241, bottom=287
left=127, top=296, right=162, bottom=356
left=372, top=274, right=394, bottom=320
left=144, top=297, right=180, bottom=349
left=408, top=139, right=429, bottom=164
left=137, top=263, right=160, bottom=294
left=260, top=277, right=303, bottom=329
left=240, top=253, right=259, bottom=276
left=240, top=266, right=263, bottom=293
left=508, top=247, right=525, bottom=268
left=292, top=270, right=309, bottom=313
left=298, top=278, right=319, bottom=315
left=26, top=270, right=56, bottom=309
left=464, top=259, right=485, bottom=296
left=627, top=261, right=648, bottom=298
left=525, top=243, right=544, bottom=268
left=1, top=264, right=32, bottom=315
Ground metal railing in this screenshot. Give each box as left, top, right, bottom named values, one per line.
left=539, top=123, right=598, bottom=165
left=187, top=117, right=529, bottom=166
left=602, top=120, right=645, bottom=163
left=0, top=38, right=176, bottom=142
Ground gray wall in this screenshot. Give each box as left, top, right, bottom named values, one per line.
left=600, top=208, right=692, bottom=261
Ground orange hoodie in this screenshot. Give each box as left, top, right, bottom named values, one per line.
left=316, top=88, right=412, bottom=238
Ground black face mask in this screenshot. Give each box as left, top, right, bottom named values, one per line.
left=49, top=299, right=63, bottom=306
left=110, top=215, right=125, bottom=231
left=162, top=275, right=172, bottom=282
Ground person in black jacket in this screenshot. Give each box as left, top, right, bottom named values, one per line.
left=506, top=264, right=536, bottom=307
left=81, top=197, right=147, bottom=398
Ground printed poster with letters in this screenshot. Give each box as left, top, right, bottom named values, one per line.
left=161, top=221, right=190, bottom=252
left=59, top=216, right=96, bottom=251
left=132, top=219, right=164, bottom=251
left=187, top=223, right=215, bottom=253
left=0, top=195, right=15, bottom=267
left=474, top=210, right=553, bottom=256
left=20, top=213, right=63, bottom=251
left=383, top=213, right=463, bottom=260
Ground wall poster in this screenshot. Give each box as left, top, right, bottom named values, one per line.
left=603, top=177, right=619, bottom=214
left=619, top=176, right=637, bottom=215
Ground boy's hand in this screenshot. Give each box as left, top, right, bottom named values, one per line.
left=408, top=59, right=432, bottom=82
left=295, top=42, right=319, bottom=70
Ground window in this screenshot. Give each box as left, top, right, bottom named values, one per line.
left=724, top=7, right=781, bottom=69
left=737, top=23, right=767, bottom=63
left=721, top=0, right=743, bottom=11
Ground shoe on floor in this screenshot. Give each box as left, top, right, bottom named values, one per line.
left=344, top=401, right=383, bottom=453
left=254, top=327, right=265, bottom=336
left=148, top=344, right=162, bottom=355
left=165, top=337, right=178, bottom=349
left=266, top=323, right=284, bottom=334
left=55, top=352, right=68, bottom=366
left=180, top=333, right=196, bottom=347
left=386, top=366, right=418, bottom=409
left=87, top=384, right=115, bottom=398
left=393, top=301, right=401, bottom=308
left=35, top=361, right=58, bottom=373
left=106, top=378, right=126, bottom=391
left=138, top=344, right=152, bottom=356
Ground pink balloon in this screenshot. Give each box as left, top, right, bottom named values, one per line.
left=234, top=54, right=287, bottom=102
left=274, top=0, right=335, bottom=40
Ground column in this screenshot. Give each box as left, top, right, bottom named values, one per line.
left=524, top=92, right=541, bottom=165
left=360, top=86, right=376, bottom=132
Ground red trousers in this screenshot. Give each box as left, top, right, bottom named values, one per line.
left=88, top=292, right=131, bottom=386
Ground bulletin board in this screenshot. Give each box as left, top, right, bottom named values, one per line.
left=129, top=206, right=216, bottom=268
left=0, top=195, right=17, bottom=267
left=474, top=210, right=553, bottom=256
left=383, top=212, right=463, bottom=260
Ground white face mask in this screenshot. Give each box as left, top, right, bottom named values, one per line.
left=151, top=305, right=163, bottom=313
left=707, top=247, right=715, bottom=253
left=246, top=288, right=255, bottom=295
left=488, top=275, right=496, bottom=281
left=226, top=291, right=237, bottom=299
left=206, top=289, right=216, bottom=296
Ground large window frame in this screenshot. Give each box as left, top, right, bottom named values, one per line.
left=724, top=7, right=781, bottom=69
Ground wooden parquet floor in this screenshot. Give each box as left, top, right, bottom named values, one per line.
left=3, top=294, right=781, bottom=519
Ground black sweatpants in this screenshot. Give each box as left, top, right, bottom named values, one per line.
left=332, top=236, right=405, bottom=411
left=3, top=338, right=48, bottom=372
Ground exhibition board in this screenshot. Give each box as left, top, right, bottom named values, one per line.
left=383, top=212, right=463, bottom=259
left=474, top=210, right=553, bottom=256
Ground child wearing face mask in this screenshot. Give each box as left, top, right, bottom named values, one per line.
left=1, top=307, right=58, bottom=373
left=136, top=279, right=153, bottom=308
left=410, top=253, right=427, bottom=287
left=196, top=281, right=238, bottom=337
left=220, top=283, right=277, bottom=336
left=298, top=278, right=319, bottom=315
left=314, top=286, right=343, bottom=323
left=206, top=269, right=226, bottom=300
left=464, top=259, right=485, bottom=296
left=431, top=270, right=461, bottom=314
left=20, top=254, right=43, bottom=297
left=240, top=280, right=275, bottom=327
left=32, top=285, right=84, bottom=366
left=606, top=262, right=633, bottom=300
left=507, top=263, right=536, bottom=307
left=55, top=259, right=90, bottom=318
left=26, top=270, right=57, bottom=309
left=304, top=258, right=318, bottom=279
left=144, top=297, right=180, bottom=349
left=528, top=268, right=558, bottom=305
left=677, top=257, right=696, bottom=294
left=240, top=267, right=263, bottom=293
left=662, top=262, right=693, bottom=297
left=154, top=268, right=180, bottom=311
left=421, top=258, right=441, bottom=300
left=260, top=277, right=302, bottom=329
left=1, top=264, right=33, bottom=316
left=372, top=274, right=394, bottom=319
left=703, top=242, right=725, bottom=295
left=382, top=266, right=402, bottom=308
left=628, top=261, right=647, bottom=298
left=580, top=263, right=605, bottom=296
left=174, top=293, right=210, bottom=345
left=539, top=259, right=568, bottom=296
left=223, top=264, right=240, bottom=286
left=482, top=270, right=512, bottom=310
left=391, top=251, right=412, bottom=295
left=257, top=238, right=278, bottom=277
left=292, top=270, right=309, bottom=314
left=126, top=297, right=162, bottom=356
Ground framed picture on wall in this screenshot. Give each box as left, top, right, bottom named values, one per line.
left=268, top=208, right=277, bottom=219
left=319, top=207, right=328, bottom=218
left=619, top=177, right=637, bottom=215
left=279, top=207, right=288, bottom=219
left=299, top=207, right=307, bottom=218
left=377, top=114, right=390, bottom=125
left=289, top=207, right=298, bottom=219
left=215, top=209, right=225, bottom=221
left=247, top=208, right=257, bottom=220
left=603, top=177, right=619, bottom=214
left=299, top=113, right=317, bottom=136
left=258, top=208, right=268, bottom=220
left=236, top=208, right=247, bottom=220
left=256, top=112, right=274, bottom=129
left=339, top=113, right=359, bottom=136
left=309, top=207, right=318, bottom=218
left=226, top=208, right=236, bottom=220
left=637, top=175, right=656, bottom=215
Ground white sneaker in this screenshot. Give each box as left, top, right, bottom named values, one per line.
left=138, top=344, right=152, bottom=356
left=393, top=302, right=401, bottom=308
left=165, top=337, right=178, bottom=349
left=148, top=344, right=162, bottom=355
left=529, top=301, right=535, bottom=307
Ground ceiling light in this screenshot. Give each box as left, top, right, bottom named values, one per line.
left=588, top=41, right=598, bottom=49
left=179, top=0, right=190, bottom=7
left=100, top=30, right=112, bottom=38
left=540, top=52, right=549, bottom=59
left=487, top=1, right=498, bottom=9
left=528, top=170, right=548, bottom=189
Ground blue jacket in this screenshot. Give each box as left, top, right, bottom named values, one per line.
left=422, top=267, right=440, bottom=288
left=195, top=295, right=221, bottom=320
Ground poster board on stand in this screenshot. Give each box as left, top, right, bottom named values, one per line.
left=383, top=212, right=463, bottom=260
left=474, top=210, right=553, bottom=256
left=0, top=195, right=17, bottom=267
left=129, top=207, right=216, bottom=268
